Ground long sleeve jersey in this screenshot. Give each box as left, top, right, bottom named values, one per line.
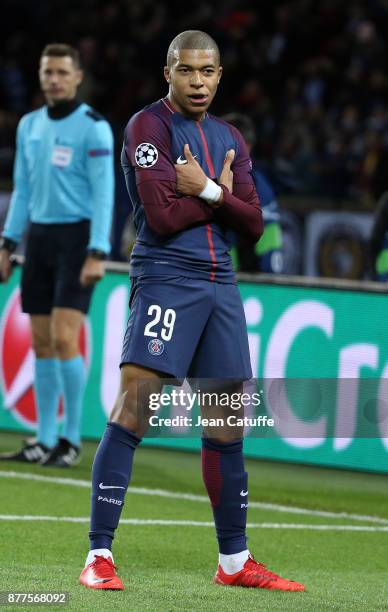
left=3, top=102, right=114, bottom=253
left=121, top=97, right=263, bottom=282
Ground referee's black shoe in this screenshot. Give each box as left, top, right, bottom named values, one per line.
left=40, top=437, right=81, bottom=468
left=0, top=439, right=50, bottom=463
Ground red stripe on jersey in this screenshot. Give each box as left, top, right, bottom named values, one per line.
left=196, top=122, right=215, bottom=177
left=206, top=224, right=217, bottom=281
left=196, top=122, right=217, bottom=281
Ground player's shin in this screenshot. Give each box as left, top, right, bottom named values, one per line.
left=202, top=437, right=248, bottom=556
left=89, top=422, right=141, bottom=551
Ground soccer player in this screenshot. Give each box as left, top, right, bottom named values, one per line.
left=222, top=113, right=283, bottom=274
left=79, top=31, right=304, bottom=592
left=0, top=44, right=114, bottom=467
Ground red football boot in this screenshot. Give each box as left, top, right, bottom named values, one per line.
left=79, top=555, right=124, bottom=590
left=214, top=554, right=305, bottom=591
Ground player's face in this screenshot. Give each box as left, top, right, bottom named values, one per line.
left=164, top=49, right=222, bottom=120
left=39, top=56, right=83, bottom=105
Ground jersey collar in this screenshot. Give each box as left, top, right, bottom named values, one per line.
left=161, top=97, right=209, bottom=120
left=47, top=99, right=81, bottom=120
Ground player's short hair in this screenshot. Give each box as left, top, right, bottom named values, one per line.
left=222, top=113, right=256, bottom=148
left=40, top=43, right=81, bottom=68
left=167, top=31, right=220, bottom=67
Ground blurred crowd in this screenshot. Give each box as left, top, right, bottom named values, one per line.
left=1, top=0, right=388, bottom=205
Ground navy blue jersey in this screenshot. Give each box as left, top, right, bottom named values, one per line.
left=121, top=98, right=262, bottom=282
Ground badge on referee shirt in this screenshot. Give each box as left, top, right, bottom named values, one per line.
left=52, top=145, right=73, bottom=167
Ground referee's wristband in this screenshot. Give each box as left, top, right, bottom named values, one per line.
left=0, top=237, right=17, bottom=253
left=87, top=248, right=107, bottom=260
left=198, top=178, right=222, bottom=204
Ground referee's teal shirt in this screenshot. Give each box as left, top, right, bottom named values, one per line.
left=4, top=101, right=114, bottom=254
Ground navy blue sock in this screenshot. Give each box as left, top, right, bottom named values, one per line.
left=202, top=438, right=248, bottom=554
left=89, top=422, right=141, bottom=550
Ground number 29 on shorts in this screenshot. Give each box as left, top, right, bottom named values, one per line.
left=144, top=305, right=176, bottom=341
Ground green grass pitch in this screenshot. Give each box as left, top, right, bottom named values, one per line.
left=1, top=431, right=388, bottom=611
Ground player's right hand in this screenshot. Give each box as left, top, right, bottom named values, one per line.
left=175, top=144, right=208, bottom=196
left=0, top=250, right=12, bottom=283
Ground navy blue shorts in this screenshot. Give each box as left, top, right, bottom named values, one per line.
left=121, top=276, right=252, bottom=381
left=21, top=221, right=94, bottom=315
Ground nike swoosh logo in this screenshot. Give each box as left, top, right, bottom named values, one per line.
left=99, top=483, right=125, bottom=490
left=176, top=155, right=197, bottom=164
left=92, top=578, right=112, bottom=584
left=240, top=490, right=248, bottom=497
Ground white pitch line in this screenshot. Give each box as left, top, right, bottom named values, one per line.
left=0, top=470, right=91, bottom=488
left=1, top=515, right=388, bottom=531
left=1, top=470, right=388, bottom=526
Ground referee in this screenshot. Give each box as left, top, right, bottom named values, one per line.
left=0, top=44, right=114, bottom=467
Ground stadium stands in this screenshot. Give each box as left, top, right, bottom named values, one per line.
left=1, top=1, right=388, bottom=203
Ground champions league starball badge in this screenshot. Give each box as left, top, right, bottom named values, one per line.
left=135, top=143, right=158, bottom=168
left=148, top=338, right=164, bottom=356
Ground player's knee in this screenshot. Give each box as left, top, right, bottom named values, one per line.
left=52, top=331, right=76, bottom=358
left=31, top=335, right=54, bottom=358
left=110, top=365, right=162, bottom=435
left=110, top=387, right=143, bottom=433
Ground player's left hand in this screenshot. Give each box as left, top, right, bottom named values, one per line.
left=80, top=257, right=105, bottom=287
left=175, top=144, right=208, bottom=196
left=219, top=149, right=235, bottom=193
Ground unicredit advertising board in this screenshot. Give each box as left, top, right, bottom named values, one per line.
left=0, top=267, right=387, bottom=473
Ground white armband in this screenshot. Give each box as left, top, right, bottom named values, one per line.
left=199, top=178, right=222, bottom=203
